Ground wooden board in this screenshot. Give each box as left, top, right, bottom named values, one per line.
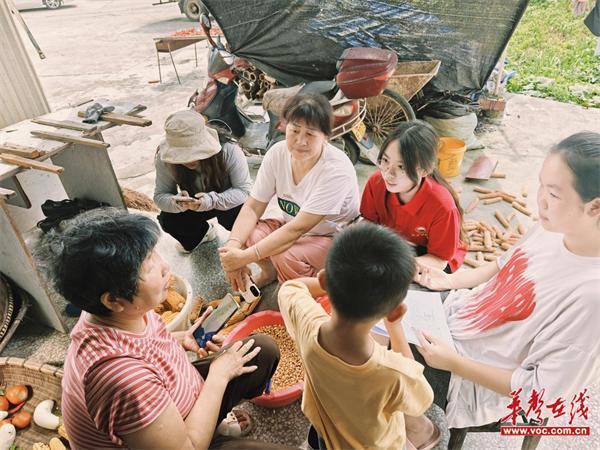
left=0, top=200, right=66, bottom=332
left=0, top=153, right=63, bottom=174
left=52, top=143, right=125, bottom=208
left=0, top=177, right=30, bottom=208
left=30, top=130, right=110, bottom=149
left=76, top=110, right=152, bottom=127
left=31, top=118, right=97, bottom=133
left=0, top=143, right=44, bottom=158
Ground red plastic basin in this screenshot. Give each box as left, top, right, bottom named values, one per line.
left=223, top=310, right=303, bottom=408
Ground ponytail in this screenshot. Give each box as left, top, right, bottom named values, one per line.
left=429, top=169, right=466, bottom=242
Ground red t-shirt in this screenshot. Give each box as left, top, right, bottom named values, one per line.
left=61, top=311, right=204, bottom=449
left=360, top=172, right=466, bottom=272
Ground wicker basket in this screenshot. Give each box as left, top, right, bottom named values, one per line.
left=0, top=357, right=64, bottom=448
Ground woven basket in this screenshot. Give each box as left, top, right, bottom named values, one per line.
left=0, top=357, right=64, bottom=448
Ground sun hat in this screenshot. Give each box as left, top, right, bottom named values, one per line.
left=159, top=110, right=221, bottom=164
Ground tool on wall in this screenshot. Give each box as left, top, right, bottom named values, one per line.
left=6, top=0, right=46, bottom=60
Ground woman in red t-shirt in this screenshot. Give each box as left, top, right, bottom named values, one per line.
left=360, top=120, right=466, bottom=272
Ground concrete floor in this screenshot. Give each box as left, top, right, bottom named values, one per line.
left=3, top=0, right=600, bottom=448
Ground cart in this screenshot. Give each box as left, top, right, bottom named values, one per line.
left=363, top=60, right=441, bottom=149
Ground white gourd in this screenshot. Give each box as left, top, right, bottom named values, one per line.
left=33, top=399, right=60, bottom=430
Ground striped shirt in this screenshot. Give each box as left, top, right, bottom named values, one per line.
left=62, top=311, right=203, bottom=449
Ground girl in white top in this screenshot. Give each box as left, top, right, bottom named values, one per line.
left=413, top=131, right=600, bottom=428
left=219, top=93, right=359, bottom=290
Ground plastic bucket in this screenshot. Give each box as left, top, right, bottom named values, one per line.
left=437, top=137, right=466, bottom=177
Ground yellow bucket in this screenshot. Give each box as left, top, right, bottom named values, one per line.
left=437, top=137, right=467, bottom=178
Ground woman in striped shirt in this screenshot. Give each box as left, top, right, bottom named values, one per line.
left=40, top=208, right=294, bottom=450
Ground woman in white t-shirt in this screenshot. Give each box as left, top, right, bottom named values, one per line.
left=412, top=132, right=600, bottom=428
left=219, top=93, right=359, bottom=290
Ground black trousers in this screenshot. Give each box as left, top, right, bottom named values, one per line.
left=193, top=334, right=296, bottom=449
left=158, top=205, right=242, bottom=251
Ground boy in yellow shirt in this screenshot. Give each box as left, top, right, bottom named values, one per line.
left=278, top=223, right=440, bottom=450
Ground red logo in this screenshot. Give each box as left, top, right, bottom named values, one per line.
left=458, top=248, right=535, bottom=332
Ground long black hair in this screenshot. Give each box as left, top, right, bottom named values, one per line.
left=377, top=120, right=465, bottom=240
left=165, top=130, right=233, bottom=195
left=169, top=151, right=227, bottom=195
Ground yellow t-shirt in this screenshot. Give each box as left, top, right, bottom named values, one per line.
left=278, top=281, right=434, bottom=450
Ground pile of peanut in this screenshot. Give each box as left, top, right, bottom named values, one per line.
left=254, top=325, right=304, bottom=391
left=154, top=276, right=185, bottom=324
left=463, top=185, right=532, bottom=267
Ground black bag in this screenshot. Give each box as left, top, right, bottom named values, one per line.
left=37, top=198, right=109, bottom=232
left=585, top=2, right=600, bottom=37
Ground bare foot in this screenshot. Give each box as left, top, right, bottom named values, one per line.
left=405, top=415, right=438, bottom=449
left=253, top=259, right=278, bottom=288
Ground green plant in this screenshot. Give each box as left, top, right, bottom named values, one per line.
left=507, top=0, right=599, bottom=108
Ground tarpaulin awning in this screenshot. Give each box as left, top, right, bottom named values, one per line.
left=202, top=0, right=528, bottom=95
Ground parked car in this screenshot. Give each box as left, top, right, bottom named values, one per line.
left=13, top=0, right=63, bottom=10
left=178, top=0, right=208, bottom=21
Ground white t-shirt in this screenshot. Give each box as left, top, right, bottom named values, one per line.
left=251, top=141, right=359, bottom=236
left=444, top=224, right=600, bottom=428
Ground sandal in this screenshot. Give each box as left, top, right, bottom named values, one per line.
left=216, top=409, right=254, bottom=438
left=406, top=423, right=441, bottom=450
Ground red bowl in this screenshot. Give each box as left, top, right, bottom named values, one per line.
left=223, top=310, right=303, bottom=408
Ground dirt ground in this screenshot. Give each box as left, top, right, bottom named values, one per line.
left=8, top=1, right=600, bottom=448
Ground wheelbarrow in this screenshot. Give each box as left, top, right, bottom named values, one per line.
left=359, top=60, right=441, bottom=163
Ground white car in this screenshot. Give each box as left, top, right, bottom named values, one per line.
left=13, top=0, right=63, bottom=10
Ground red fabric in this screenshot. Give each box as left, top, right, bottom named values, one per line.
left=62, top=311, right=203, bottom=449
left=457, top=248, right=535, bottom=332
left=360, top=172, right=466, bottom=272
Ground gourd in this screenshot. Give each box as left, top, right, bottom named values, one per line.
left=0, top=423, right=16, bottom=450
left=33, top=400, right=60, bottom=430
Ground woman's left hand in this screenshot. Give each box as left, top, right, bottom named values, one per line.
left=415, top=330, right=459, bottom=372
left=219, top=246, right=252, bottom=272
left=181, top=307, right=224, bottom=357
left=186, top=193, right=211, bottom=212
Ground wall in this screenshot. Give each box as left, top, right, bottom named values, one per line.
left=0, top=0, right=50, bottom=128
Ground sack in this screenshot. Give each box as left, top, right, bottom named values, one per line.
left=424, top=113, right=483, bottom=150
left=37, top=198, right=109, bottom=232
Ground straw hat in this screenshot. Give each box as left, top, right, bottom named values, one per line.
left=159, top=110, right=221, bottom=164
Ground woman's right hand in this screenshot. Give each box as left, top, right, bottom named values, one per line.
left=209, top=339, right=261, bottom=381
left=413, top=263, right=453, bottom=291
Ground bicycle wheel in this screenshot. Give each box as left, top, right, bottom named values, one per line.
left=364, top=88, right=416, bottom=149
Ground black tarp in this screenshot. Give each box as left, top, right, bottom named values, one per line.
left=202, top=0, right=528, bottom=95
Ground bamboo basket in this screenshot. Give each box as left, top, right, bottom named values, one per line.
left=0, top=357, right=65, bottom=448
left=387, top=60, right=441, bottom=101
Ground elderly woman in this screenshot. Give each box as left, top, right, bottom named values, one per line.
left=219, top=94, right=360, bottom=291
left=154, top=109, right=252, bottom=253
left=41, top=209, right=295, bottom=450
